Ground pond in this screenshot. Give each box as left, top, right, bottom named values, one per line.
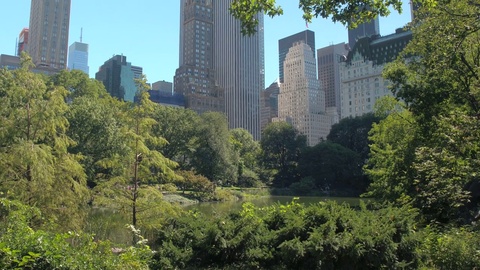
left=183, top=196, right=362, bottom=216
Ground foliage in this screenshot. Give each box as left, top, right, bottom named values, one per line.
left=0, top=54, right=89, bottom=231
left=151, top=200, right=421, bottom=269
left=417, top=226, right=480, bottom=269
left=260, top=122, right=306, bottom=188
left=299, top=141, right=365, bottom=195
left=191, top=112, right=237, bottom=184
left=229, top=0, right=439, bottom=35
left=327, top=112, right=381, bottom=162
left=151, top=106, right=200, bottom=169
left=363, top=105, right=418, bottom=205
left=0, top=199, right=151, bottom=270
left=376, top=0, right=480, bottom=222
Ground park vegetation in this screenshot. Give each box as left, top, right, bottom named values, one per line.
left=1, top=0, right=480, bottom=268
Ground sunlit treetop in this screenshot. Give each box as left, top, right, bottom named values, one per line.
left=229, top=0, right=439, bottom=36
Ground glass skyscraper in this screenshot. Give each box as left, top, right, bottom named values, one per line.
left=68, top=42, right=89, bottom=74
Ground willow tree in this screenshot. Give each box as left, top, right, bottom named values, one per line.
left=0, top=54, right=89, bottom=231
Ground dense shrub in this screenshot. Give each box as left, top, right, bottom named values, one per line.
left=151, top=200, right=421, bottom=269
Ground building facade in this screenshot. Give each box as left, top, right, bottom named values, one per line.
left=317, top=42, right=348, bottom=117
left=276, top=42, right=333, bottom=146
left=214, top=0, right=264, bottom=140
left=278, top=30, right=315, bottom=83
left=95, top=55, right=137, bottom=102
left=28, top=0, right=71, bottom=71
left=17, top=28, right=29, bottom=56
left=340, top=29, right=412, bottom=119
left=68, top=41, right=89, bottom=74
left=175, top=0, right=224, bottom=115
left=260, top=81, right=280, bottom=132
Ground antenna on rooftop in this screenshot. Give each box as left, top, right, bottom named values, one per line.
left=15, top=37, right=18, bottom=56
left=80, top=28, right=83, bottom=42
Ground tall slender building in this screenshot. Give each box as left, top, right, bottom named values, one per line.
left=214, top=1, right=264, bottom=140
left=278, top=30, right=315, bottom=83
left=276, top=41, right=333, bottom=146
left=175, top=0, right=224, bottom=114
left=317, top=42, right=348, bottom=117
left=28, top=0, right=71, bottom=71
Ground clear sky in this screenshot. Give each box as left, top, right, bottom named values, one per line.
left=0, top=0, right=411, bottom=86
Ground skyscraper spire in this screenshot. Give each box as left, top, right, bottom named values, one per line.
left=80, top=28, right=83, bottom=42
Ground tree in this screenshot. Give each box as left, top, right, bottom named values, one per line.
left=190, top=112, right=237, bottom=185
left=299, top=141, right=364, bottom=194
left=0, top=54, right=89, bottom=231
left=229, top=0, right=436, bottom=35
left=363, top=106, right=418, bottom=205
left=151, top=106, right=200, bottom=169
left=327, top=112, right=381, bottom=162
left=260, top=122, right=306, bottom=188
left=379, top=0, right=480, bottom=221
left=230, top=128, right=261, bottom=186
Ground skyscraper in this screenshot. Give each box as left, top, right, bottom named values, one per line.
left=348, top=14, right=379, bottom=49
left=276, top=41, right=333, bottom=146
left=68, top=42, right=89, bottom=74
left=28, top=0, right=71, bottom=71
left=96, top=55, right=138, bottom=102
left=278, top=30, right=315, bottom=83
left=175, top=0, right=224, bottom=115
left=214, top=1, right=264, bottom=140
left=317, top=42, right=348, bottom=117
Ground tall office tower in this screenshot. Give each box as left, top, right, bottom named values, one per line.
left=278, top=30, right=315, bottom=83
left=276, top=41, right=333, bottom=146
left=214, top=1, right=264, bottom=140
left=17, top=28, right=29, bottom=56
left=68, top=42, right=89, bottom=74
left=348, top=15, right=379, bottom=49
left=28, top=0, right=71, bottom=71
left=317, top=42, right=348, bottom=117
left=131, top=65, right=143, bottom=80
left=95, top=55, right=138, bottom=102
left=340, top=29, right=412, bottom=119
left=175, top=0, right=224, bottom=115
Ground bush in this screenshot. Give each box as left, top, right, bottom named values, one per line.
left=417, top=226, right=480, bottom=269
left=151, top=200, right=421, bottom=269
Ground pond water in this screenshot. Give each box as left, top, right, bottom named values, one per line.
left=183, top=196, right=362, bottom=216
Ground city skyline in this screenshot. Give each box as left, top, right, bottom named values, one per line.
left=0, top=1, right=411, bottom=85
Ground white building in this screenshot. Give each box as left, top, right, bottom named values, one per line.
left=340, top=29, right=412, bottom=119
left=276, top=41, right=334, bottom=146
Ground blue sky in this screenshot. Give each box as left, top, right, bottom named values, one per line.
left=0, top=0, right=411, bottom=86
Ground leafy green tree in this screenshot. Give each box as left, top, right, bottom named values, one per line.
left=299, top=141, right=364, bottom=194
left=0, top=54, right=89, bottom=231
left=230, top=128, right=261, bottom=186
left=379, top=0, right=480, bottom=221
left=327, top=112, right=381, bottom=162
left=191, top=112, right=237, bottom=185
left=260, top=122, right=306, bottom=188
left=151, top=106, right=200, bottom=169
left=363, top=106, right=418, bottom=204
left=50, top=69, right=108, bottom=99
left=229, top=0, right=436, bottom=35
